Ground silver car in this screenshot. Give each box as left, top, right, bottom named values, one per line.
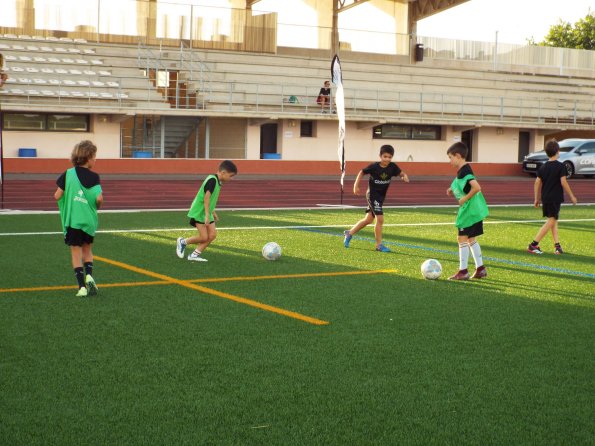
left=523, top=138, right=595, bottom=178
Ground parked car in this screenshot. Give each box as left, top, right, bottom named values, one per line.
left=523, top=139, right=595, bottom=178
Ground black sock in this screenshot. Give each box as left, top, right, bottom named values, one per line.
left=74, top=267, right=85, bottom=288
left=555, top=243, right=561, bottom=247
left=84, top=262, right=93, bottom=277
left=531, top=240, right=539, bottom=246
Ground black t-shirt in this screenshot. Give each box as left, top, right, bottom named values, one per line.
left=203, top=177, right=217, bottom=194
left=362, top=162, right=402, bottom=198
left=457, top=163, right=474, bottom=194
left=56, top=166, right=101, bottom=190
left=319, top=87, right=330, bottom=97
left=537, top=160, right=566, bottom=203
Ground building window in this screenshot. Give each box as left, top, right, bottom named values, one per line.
left=300, top=120, right=314, bottom=137
left=373, top=124, right=441, bottom=140
left=2, top=113, right=89, bottom=132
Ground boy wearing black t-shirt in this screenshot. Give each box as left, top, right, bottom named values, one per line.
left=528, top=140, right=577, bottom=255
left=343, top=145, right=409, bottom=252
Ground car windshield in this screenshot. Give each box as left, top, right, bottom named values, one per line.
left=558, top=142, right=578, bottom=152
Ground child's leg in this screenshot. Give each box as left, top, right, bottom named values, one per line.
left=551, top=219, right=559, bottom=244
left=197, top=223, right=217, bottom=253
left=187, top=223, right=216, bottom=255
left=468, top=237, right=484, bottom=268
left=70, top=245, right=86, bottom=290
left=348, top=212, right=374, bottom=236
left=532, top=217, right=556, bottom=244
left=374, top=214, right=385, bottom=247
left=457, top=235, right=470, bottom=271
left=82, top=243, right=93, bottom=274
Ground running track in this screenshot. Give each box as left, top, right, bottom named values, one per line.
left=1, top=176, right=594, bottom=211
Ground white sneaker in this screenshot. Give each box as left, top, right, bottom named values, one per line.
left=176, top=237, right=187, bottom=258
left=76, top=287, right=88, bottom=297
left=188, top=252, right=207, bottom=262
left=85, top=274, right=98, bottom=296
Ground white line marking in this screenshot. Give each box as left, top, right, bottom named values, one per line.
left=1, top=219, right=594, bottom=237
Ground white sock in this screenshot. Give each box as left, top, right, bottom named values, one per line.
left=459, top=242, right=470, bottom=270
left=469, top=241, right=483, bottom=268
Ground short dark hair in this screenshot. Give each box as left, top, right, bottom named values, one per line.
left=446, top=142, right=468, bottom=158
left=544, top=139, right=560, bottom=158
left=218, top=160, right=237, bottom=174
left=379, top=145, right=394, bottom=156
left=71, top=140, right=97, bottom=166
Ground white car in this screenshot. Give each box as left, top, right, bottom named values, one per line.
left=523, top=139, right=595, bottom=178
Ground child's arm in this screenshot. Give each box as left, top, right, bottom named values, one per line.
left=203, top=191, right=212, bottom=223
left=560, top=177, right=578, bottom=205
left=353, top=170, right=365, bottom=195
left=533, top=177, right=542, bottom=208
left=54, top=187, right=63, bottom=201
left=399, top=172, right=409, bottom=183
left=458, top=179, right=481, bottom=206
left=96, top=193, right=104, bottom=209
left=212, top=210, right=219, bottom=222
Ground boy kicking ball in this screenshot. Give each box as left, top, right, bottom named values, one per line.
left=176, top=160, right=237, bottom=262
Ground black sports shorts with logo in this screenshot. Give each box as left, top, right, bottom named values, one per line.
left=365, top=192, right=385, bottom=216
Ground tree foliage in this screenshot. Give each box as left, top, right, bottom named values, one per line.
left=528, top=11, right=594, bottom=49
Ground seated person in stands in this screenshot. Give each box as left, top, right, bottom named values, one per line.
left=0, top=54, right=8, bottom=87
left=317, top=80, right=331, bottom=112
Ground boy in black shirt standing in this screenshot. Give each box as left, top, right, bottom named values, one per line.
left=528, top=140, right=578, bottom=255
left=343, top=145, right=409, bottom=252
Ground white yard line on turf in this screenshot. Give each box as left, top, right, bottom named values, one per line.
left=1, top=218, right=594, bottom=237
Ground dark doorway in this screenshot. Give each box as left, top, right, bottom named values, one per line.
left=461, top=130, right=473, bottom=161
left=518, top=131, right=530, bottom=162
left=260, top=123, right=278, bottom=159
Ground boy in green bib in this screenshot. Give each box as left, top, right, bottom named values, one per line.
left=176, top=160, right=238, bottom=262
left=54, top=140, right=103, bottom=296
left=446, top=142, right=489, bottom=280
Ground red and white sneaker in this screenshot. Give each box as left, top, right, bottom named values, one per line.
left=448, top=269, right=470, bottom=281
left=471, top=266, right=487, bottom=279
left=554, top=245, right=564, bottom=255
left=527, top=244, right=543, bottom=255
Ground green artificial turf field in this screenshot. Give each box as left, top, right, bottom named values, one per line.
left=1, top=206, right=593, bottom=445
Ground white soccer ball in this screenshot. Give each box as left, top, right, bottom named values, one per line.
left=421, top=259, right=442, bottom=280
left=262, top=242, right=282, bottom=261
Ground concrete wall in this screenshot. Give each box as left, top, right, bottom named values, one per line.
left=2, top=116, right=120, bottom=159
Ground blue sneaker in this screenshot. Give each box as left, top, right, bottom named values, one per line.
left=375, top=244, right=391, bottom=252
left=343, top=230, right=352, bottom=248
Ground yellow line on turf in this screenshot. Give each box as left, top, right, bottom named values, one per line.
left=0, top=270, right=396, bottom=295
left=94, top=255, right=331, bottom=326
left=189, top=269, right=398, bottom=283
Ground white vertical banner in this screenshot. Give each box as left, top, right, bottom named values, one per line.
left=331, top=55, right=345, bottom=198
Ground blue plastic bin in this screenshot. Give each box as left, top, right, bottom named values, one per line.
left=263, top=153, right=281, bottom=159
left=18, top=148, right=37, bottom=157
left=132, top=151, right=152, bottom=158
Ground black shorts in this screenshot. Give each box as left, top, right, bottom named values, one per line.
left=64, top=227, right=94, bottom=246
left=542, top=202, right=561, bottom=219
left=458, top=220, right=484, bottom=238
left=365, top=193, right=385, bottom=216
left=189, top=218, right=214, bottom=227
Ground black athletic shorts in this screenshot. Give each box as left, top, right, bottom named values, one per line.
left=189, top=218, right=215, bottom=227
left=365, top=193, right=385, bottom=216
left=64, top=227, right=94, bottom=246
left=542, top=202, right=561, bottom=219
left=458, top=220, right=484, bottom=238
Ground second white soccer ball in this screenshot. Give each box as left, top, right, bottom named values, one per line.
left=262, top=242, right=282, bottom=261
left=421, top=259, right=442, bottom=280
